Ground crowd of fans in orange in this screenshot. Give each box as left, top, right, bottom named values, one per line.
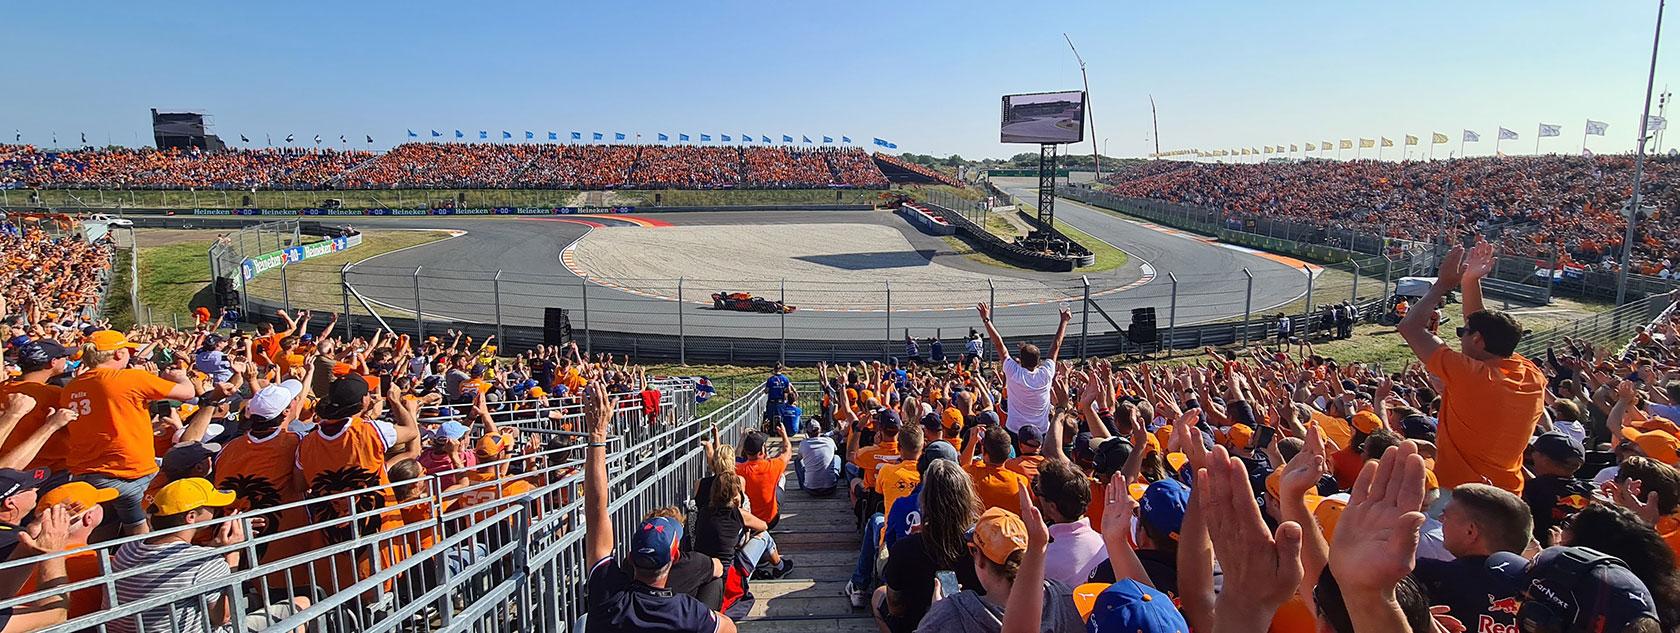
left=0, top=143, right=896, bottom=192
left=875, top=153, right=965, bottom=188
left=1101, top=156, right=1680, bottom=274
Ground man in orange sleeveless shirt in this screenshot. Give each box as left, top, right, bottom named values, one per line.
left=60, top=330, right=206, bottom=535
left=0, top=341, right=73, bottom=470
left=296, top=376, right=420, bottom=542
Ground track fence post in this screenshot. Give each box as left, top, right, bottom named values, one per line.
left=1383, top=255, right=1394, bottom=302
left=885, top=281, right=892, bottom=354
left=1167, top=273, right=1179, bottom=358
left=340, top=265, right=353, bottom=337
left=678, top=277, right=686, bottom=366
left=988, top=278, right=996, bottom=311
left=582, top=278, right=592, bottom=355
left=1301, top=264, right=1315, bottom=332
left=413, top=266, right=424, bottom=340
left=1242, top=268, right=1254, bottom=346
left=280, top=261, right=291, bottom=313
left=780, top=279, right=787, bottom=366
left=1351, top=261, right=1361, bottom=305
left=493, top=270, right=504, bottom=346
left=1079, top=276, right=1091, bottom=359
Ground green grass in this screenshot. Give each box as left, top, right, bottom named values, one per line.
left=1050, top=218, right=1128, bottom=273
left=244, top=230, right=454, bottom=315
left=104, top=250, right=136, bottom=329
left=137, top=243, right=214, bottom=324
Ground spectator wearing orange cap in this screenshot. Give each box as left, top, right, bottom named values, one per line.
left=19, top=482, right=117, bottom=619
left=60, top=330, right=215, bottom=535
left=914, top=504, right=1083, bottom=633
left=1398, top=242, right=1543, bottom=496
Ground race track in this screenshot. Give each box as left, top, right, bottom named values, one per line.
left=336, top=185, right=1310, bottom=343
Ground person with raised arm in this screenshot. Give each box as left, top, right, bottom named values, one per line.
left=583, top=381, right=735, bottom=633
left=975, top=302, right=1070, bottom=450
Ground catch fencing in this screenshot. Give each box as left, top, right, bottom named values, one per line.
left=0, top=380, right=753, bottom=633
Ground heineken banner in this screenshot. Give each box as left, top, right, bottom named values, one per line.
left=198, top=207, right=635, bottom=217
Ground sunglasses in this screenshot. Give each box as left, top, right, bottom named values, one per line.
left=1454, top=326, right=1476, bottom=338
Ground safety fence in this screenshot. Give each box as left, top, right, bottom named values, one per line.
left=1515, top=292, right=1677, bottom=359
left=1057, top=185, right=1680, bottom=304
left=0, top=380, right=754, bottom=633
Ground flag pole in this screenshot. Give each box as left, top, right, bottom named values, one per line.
left=1617, top=0, right=1665, bottom=305
left=1582, top=122, right=1588, bottom=154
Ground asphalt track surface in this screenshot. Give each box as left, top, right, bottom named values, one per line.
left=339, top=183, right=1307, bottom=342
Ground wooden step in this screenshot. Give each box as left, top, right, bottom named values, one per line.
left=735, top=616, right=876, bottom=633
left=744, top=579, right=859, bottom=619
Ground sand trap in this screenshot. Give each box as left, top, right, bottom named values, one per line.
left=567, top=223, right=1091, bottom=309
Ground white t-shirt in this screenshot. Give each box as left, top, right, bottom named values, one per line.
left=1002, top=356, right=1055, bottom=433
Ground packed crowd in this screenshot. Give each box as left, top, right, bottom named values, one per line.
left=1100, top=155, right=1680, bottom=274
left=0, top=144, right=897, bottom=191
left=0, top=215, right=112, bottom=333
left=875, top=153, right=965, bottom=188
left=0, top=234, right=673, bottom=633
left=587, top=240, right=1680, bottom=633
left=0, top=146, right=374, bottom=190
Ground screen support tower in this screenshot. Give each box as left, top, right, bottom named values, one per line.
left=1037, top=143, right=1058, bottom=226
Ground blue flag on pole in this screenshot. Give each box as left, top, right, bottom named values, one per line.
left=679, top=134, right=690, bottom=142
left=720, top=134, right=729, bottom=142
left=455, top=130, right=464, bottom=139
left=615, top=133, right=626, bottom=141
left=525, top=131, right=534, bottom=140
left=702, top=134, right=712, bottom=142
left=573, top=132, right=583, bottom=140
left=782, top=135, right=793, bottom=143
left=548, top=132, right=558, bottom=141
left=593, top=132, right=603, bottom=141
left=873, top=138, right=886, bottom=147
left=842, top=136, right=852, bottom=143
left=502, top=131, right=512, bottom=139
left=658, top=133, right=669, bottom=141
left=479, top=131, right=488, bottom=139
left=407, top=129, right=418, bottom=138
left=742, top=133, right=752, bottom=142
left=823, top=136, right=833, bottom=143
left=432, top=130, right=441, bottom=137
left=802, top=136, right=812, bottom=143
left=888, top=142, right=899, bottom=149
left=762, top=135, right=772, bottom=143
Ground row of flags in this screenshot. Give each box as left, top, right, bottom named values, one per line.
left=1167, top=118, right=1657, bottom=159
left=400, top=130, right=869, bottom=146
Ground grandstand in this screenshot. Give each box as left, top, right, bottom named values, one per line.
left=0, top=144, right=900, bottom=191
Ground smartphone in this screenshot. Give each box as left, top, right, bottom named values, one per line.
left=1254, top=425, right=1277, bottom=451
left=935, top=570, right=960, bottom=598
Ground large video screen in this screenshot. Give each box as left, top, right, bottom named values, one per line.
left=1000, top=91, right=1086, bottom=144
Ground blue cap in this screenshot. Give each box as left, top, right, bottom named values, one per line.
left=1524, top=546, right=1659, bottom=633
left=434, top=421, right=469, bottom=441
left=1017, top=424, right=1044, bottom=446
left=1088, top=579, right=1189, bottom=633
left=631, top=515, right=683, bottom=569
left=1139, top=479, right=1190, bottom=540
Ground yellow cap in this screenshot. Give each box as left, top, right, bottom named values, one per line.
left=150, top=477, right=236, bottom=516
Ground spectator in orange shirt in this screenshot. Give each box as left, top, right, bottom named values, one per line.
left=961, top=424, right=1033, bottom=513
left=60, top=330, right=209, bottom=535
left=1398, top=242, right=1543, bottom=497
left=735, top=426, right=791, bottom=530
left=20, top=482, right=117, bottom=620
left=0, top=341, right=72, bottom=470
left=1004, top=425, right=1047, bottom=481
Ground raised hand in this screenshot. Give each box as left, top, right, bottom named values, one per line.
left=1018, top=485, right=1048, bottom=551
left=1278, top=423, right=1327, bottom=498
left=1201, top=445, right=1304, bottom=620
left=1100, top=471, right=1138, bottom=549
left=1462, top=240, right=1496, bottom=281
left=584, top=382, right=613, bottom=443
left=1329, top=442, right=1427, bottom=595
left=975, top=302, right=991, bottom=321
left=1435, top=245, right=1466, bottom=289
left=3, top=393, right=37, bottom=417
left=19, top=505, right=71, bottom=554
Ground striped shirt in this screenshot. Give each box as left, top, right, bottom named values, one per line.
left=106, top=541, right=231, bottom=633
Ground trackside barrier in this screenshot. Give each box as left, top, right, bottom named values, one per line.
left=1515, top=293, right=1675, bottom=359
left=0, top=381, right=748, bottom=633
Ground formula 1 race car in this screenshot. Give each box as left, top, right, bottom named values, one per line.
left=712, top=292, right=796, bottom=314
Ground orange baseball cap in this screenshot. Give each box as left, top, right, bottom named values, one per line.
left=1621, top=427, right=1680, bottom=465
left=477, top=434, right=509, bottom=457
left=1072, top=582, right=1107, bottom=620
left=88, top=330, right=141, bottom=352
left=36, top=481, right=118, bottom=513
left=1351, top=411, right=1383, bottom=434
left=1224, top=424, right=1254, bottom=449
left=970, top=507, right=1028, bottom=565
left=1313, top=495, right=1349, bottom=540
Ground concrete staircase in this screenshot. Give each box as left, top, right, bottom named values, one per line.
left=738, top=455, right=873, bottom=632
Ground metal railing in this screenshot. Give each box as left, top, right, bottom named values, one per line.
left=1516, top=293, right=1677, bottom=358
left=0, top=381, right=743, bottom=633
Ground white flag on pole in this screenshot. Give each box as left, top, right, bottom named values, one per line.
left=1463, top=129, right=1480, bottom=142
left=1585, top=119, right=1609, bottom=136
left=1538, top=123, right=1562, bottom=137
left=1498, top=127, right=1519, bottom=140
left=1647, top=115, right=1668, bottom=132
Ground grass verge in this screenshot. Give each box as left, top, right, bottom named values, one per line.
left=243, top=230, right=454, bottom=316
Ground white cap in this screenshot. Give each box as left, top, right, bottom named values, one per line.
left=246, top=379, right=304, bottom=419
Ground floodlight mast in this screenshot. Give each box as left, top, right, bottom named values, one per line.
left=1064, top=34, right=1098, bottom=181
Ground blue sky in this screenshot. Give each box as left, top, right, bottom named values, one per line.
left=7, top=1, right=1677, bottom=160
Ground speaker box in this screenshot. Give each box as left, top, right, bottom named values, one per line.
left=213, top=277, right=240, bottom=308
left=1128, top=307, right=1159, bottom=345
left=543, top=308, right=573, bottom=346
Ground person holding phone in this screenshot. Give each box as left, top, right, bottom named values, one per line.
left=914, top=491, right=1083, bottom=633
